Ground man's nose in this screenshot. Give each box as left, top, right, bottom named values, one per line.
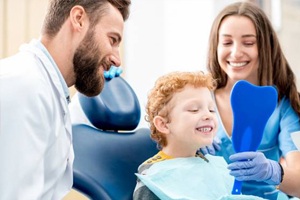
left=109, top=49, right=121, bottom=67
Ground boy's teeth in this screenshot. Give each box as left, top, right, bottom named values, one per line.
left=199, top=127, right=212, bottom=132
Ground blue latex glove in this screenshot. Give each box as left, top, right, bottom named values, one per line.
left=199, top=137, right=221, bottom=155
left=228, top=152, right=282, bottom=185
left=104, top=65, right=123, bottom=80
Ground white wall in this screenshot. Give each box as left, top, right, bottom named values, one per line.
left=123, top=0, right=239, bottom=127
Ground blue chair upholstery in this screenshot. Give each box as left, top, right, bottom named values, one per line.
left=72, top=77, right=158, bottom=200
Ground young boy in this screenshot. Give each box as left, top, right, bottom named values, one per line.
left=133, top=71, right=265, bottom=200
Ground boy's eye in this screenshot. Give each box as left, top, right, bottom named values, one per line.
left=188, top=109, right=198, bottom=112
left=209, top=109, right=216, bottom=113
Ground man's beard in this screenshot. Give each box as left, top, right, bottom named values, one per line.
left=73, top=30, right=105, bottom=97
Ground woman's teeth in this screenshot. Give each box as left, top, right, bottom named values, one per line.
left=229, top=62, right=247, bottom=67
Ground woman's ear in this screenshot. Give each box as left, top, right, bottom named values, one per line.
left=153, top=116, right=170, bottom=135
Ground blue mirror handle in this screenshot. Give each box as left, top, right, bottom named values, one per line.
left=231, top=179, right=242, bottom=194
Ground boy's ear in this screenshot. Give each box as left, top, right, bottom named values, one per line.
left=153, top=116, right=170, bottom=134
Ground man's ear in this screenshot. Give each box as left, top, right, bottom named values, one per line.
left=69, top=5, right=87, bottom=31
left=153, top=116, right=170, bottom=135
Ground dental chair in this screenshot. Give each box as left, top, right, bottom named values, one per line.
left=72, top=77, right=158, bottom=200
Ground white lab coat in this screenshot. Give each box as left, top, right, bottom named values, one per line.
left=0, top=39, right=74, bottom=200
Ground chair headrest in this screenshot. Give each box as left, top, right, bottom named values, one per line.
left=78, top=77, right=141, bottom=131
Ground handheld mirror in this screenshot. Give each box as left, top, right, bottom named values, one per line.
left=230, top=80, right=277, bottom=195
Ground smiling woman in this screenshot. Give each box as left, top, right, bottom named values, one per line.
left=204, top=1, right=300, bottom=199
left=217, top=15, right=259, bottom=86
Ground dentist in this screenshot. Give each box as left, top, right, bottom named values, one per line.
left=0, top=0, right=130, bottom=199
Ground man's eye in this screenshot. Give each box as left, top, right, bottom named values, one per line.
left=111, top=37, right=117, bottom=45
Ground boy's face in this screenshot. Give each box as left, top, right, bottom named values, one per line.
left=164, top=85, right=217, bottom=156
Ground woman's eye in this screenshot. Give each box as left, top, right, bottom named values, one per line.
left=222, top=42, right=232, bottom=46
left=244, top=42, right=254, bottom=46
left=221, top=40, right=232, bottom=46
left=243, top=40, right=256, bottom=46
